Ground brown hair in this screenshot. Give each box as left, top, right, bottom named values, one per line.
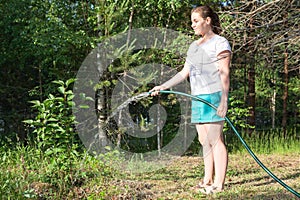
left=191, top=6, right=222, bottom=34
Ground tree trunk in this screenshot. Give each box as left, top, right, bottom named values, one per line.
left=281, top=3, right=290, bottom=136
left=271, top=81, right=276, bottom=129
left=247, top=16, right=256, bottom=134
left=282, top=49, right=288, bottom=136
left=157, top=105, right=162, bottom=157
left=38, top=64, right=43, bottom=102
left=247, top=62, right=256, bottom=133
left=96, top=11, right=109, bottom=150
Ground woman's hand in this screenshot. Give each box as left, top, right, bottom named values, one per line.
left=149, top=85, right=166, bottom=96
left=216, top=100, right=228, bottom=118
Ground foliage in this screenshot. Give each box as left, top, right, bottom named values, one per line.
left=226, top=96, right=254, bottom=131
left=0, top=144, right=116, bottom=199
left=0, top=0, right=93, bottom=136
left=224, top=0, right=299, bottom=130
left=0, top=1, right=299, bottom=198
left=0, top=0, right=299, bottom=179
left=289, top=76, right=300, bottom=126
left=23, top=79, right=81, bottom=170
left=0, top=130, right=299, bottom=198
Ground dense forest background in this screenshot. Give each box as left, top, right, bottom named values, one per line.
left=0, top=0, right=299, bottom=147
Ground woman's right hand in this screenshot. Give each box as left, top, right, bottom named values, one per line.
left=149, top=85, right=166, bottom=96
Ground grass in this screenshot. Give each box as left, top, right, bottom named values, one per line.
left=224, top=128, right=300, bottom=154
left=0, top=129, right=299, bottom=199
left=134, top=154, right=300, bottom=200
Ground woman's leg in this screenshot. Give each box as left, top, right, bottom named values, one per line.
left=206, top=121, right=228, bottom=190
left=196, top=124, right=214, bottom=186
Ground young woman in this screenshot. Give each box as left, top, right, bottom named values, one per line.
left=150, top=5, right=231, bottom=194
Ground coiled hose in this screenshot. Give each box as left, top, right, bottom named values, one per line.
left=157, top=90, right=300, bottom=198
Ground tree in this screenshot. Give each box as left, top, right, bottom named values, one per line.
left=0, top=0, right=94, bottom=137
left=1, top=0, right=299, bottom=148
left=223, top=0, right=299, bottom=130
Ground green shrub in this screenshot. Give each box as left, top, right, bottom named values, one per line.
left=23, top=79, right=82, bottom=170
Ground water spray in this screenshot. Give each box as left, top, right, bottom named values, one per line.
left=147, top=90, right=300, bottom=198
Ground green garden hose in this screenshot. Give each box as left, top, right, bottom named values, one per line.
left=156, top=90, right=300, bottom=198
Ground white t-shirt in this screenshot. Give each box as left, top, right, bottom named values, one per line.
left=185, top=35, right=231, bottom=95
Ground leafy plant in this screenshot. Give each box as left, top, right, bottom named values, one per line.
left=226, top=96, right=254, bottom=131
left=24, top=79, right=81, bottom=167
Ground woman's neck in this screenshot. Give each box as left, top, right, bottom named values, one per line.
left=197, top=30, right=215, bottom=45
left=202, top=30, right=215, bottom=41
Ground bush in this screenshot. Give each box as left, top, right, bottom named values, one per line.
left=24, top=79, right=82, bottom=169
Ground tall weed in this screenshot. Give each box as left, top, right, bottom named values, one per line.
left=225, top=128, right=299, bottom=154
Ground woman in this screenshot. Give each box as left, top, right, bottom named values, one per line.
left=150, top=5, right=231, bottom=194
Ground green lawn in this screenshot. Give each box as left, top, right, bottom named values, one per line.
left=102, top=153, right=300, bottom=199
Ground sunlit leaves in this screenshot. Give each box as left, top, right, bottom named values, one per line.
left=23, top=79, right=80, bottom=155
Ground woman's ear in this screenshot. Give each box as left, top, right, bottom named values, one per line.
left=206, top=17, right=212, bottom=25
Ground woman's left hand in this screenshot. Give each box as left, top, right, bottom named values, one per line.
left=216, top=102, right=228, bottom=118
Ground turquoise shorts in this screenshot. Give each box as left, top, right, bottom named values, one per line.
left=191, top=91, right=225, bottom=123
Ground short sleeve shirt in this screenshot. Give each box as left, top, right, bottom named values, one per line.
left=185, top=35, right=231, bottom=95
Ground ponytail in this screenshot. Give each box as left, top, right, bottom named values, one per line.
left=212, top=12, right=222, bottom=34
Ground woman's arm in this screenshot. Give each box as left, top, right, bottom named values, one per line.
left=217, top=50, right=231, bottom=118
left=150, top=62, right=190, bottom=96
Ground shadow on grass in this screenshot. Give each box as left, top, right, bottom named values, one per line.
left=227, top=170, right=300, bottom=188
left=241, top=193, right=297, bottom=200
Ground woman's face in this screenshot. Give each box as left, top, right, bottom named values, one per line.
left=191, top=12, right=211, bottom=36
